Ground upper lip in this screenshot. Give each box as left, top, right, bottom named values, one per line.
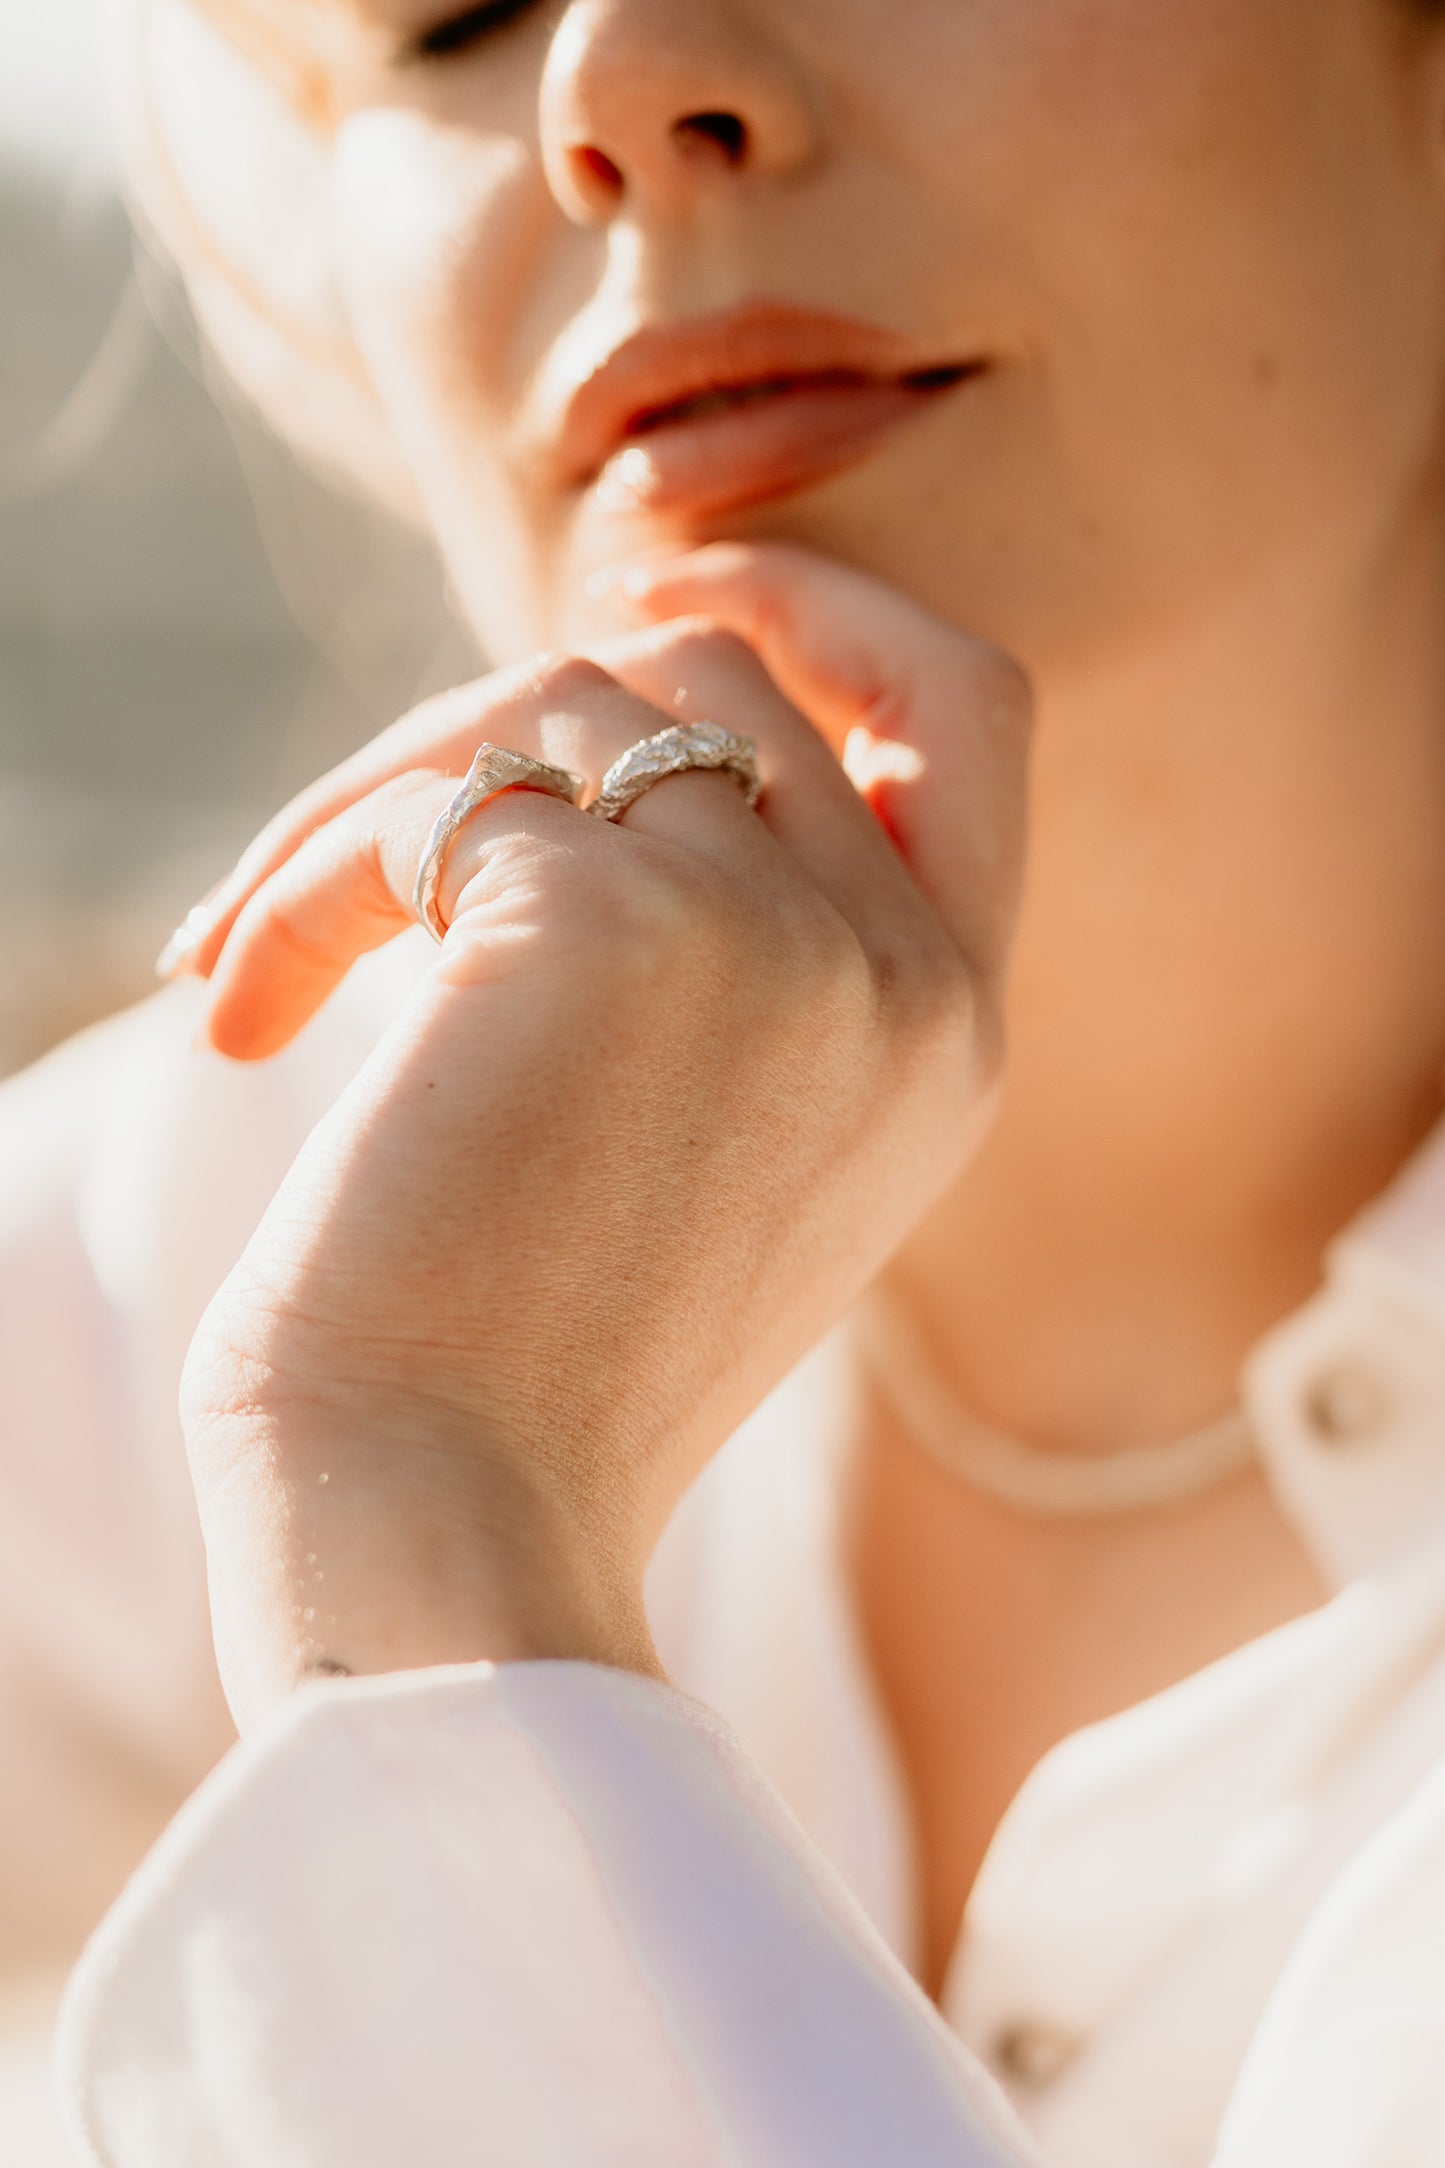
left=522, top=302, right=981, bottom=490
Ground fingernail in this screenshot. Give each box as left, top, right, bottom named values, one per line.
left=155, top=900, right=219, bottom=981
left=590, top=448, right=655, bottom=516
left=584, top=554, right=691, bottom=603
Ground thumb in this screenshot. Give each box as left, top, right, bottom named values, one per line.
left=616, top=541, right=1034, bottom=977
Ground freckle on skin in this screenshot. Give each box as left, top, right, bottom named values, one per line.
left=1252, top=350, right=1280, bottom=389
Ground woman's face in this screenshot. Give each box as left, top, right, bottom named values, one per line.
left=313, top=0, right=1445, bottom=677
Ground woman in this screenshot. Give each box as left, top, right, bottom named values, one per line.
left=13, top=0, right=1445, bottom=2159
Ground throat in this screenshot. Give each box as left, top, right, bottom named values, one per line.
left=843, top=1378, right=1327, bottom=2001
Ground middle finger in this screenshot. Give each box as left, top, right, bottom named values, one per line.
left=172, top=655, right=663, bottom=982
left=200, top=663, right=776, bottom=1058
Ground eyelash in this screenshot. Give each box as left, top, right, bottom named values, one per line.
left=408, top=0, right=541, bottom=62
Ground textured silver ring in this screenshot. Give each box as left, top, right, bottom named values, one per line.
left=414, top=742, right=586, bottom=943
left=589, top=721, right=762, bottom=825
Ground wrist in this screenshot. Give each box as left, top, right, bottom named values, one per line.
left=189, top=1403, right=663, bottom=1735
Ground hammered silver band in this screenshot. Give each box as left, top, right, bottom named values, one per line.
left=589, top=722, right=762, bottom=825
left=414, top=743, right=586, bottom=943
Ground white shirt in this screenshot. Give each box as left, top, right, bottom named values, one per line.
left=8, top=944, right=1445, bottom=2164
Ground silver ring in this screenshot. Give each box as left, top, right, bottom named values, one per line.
left=414, top=743, right=586, bottom=943
left=589, top=722, right=762, bottom=825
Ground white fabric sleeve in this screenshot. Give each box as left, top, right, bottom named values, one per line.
left=0, top=951, right=427, bottom=1983
left=1210, top=1752, right=1445, bottom=2168
left=0, top=995, right=233, bottom=1974
left=57, top=1662, right=1039, bottom=2168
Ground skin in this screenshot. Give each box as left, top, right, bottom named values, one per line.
left=169, top=0, right=1445, bottom=1991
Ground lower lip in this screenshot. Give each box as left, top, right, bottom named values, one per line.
left=589, top=373, right=975, bottom=521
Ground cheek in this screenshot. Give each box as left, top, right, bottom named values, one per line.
left=329, top=109, right=543, bottom=439
left=328, top=108, right=566, bottom=650
left=907, top=0, right=1445, bottom=648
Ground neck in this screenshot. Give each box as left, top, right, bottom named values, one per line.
left=892, top=507, right=1445, bottom=1455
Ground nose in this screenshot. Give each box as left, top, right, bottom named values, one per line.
left=539, top=0, right=819, bottom=224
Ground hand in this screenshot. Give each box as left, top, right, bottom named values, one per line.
left=176, top=545, right=1031, bottom=1732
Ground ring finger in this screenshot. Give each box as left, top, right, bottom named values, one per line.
left=200, top=665, right=774, bottom=1060
left=170, top=654, right=686, bottom=983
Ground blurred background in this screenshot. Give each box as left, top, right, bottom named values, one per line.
left=0, top=0, right=478, bottom=1079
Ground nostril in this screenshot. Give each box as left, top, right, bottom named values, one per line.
left=569, top=143, right=625, bottom=199
left=672, top=110, right=749, bottom=166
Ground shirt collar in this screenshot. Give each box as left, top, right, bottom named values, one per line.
left=1246, top=1115, right=1445, bottom=1588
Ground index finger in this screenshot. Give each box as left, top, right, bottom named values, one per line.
left=163, top=656, right=627, bottom=982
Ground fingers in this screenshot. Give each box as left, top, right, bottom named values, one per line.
left=188, top=625, right=949, bottom=1057
left=166, top=656, right=644, bottom=983
left=201, top=665, right=674, bottom=1059
left=591, top=619, right=945, bottom=961
left=615, top=543, right=1034, bottom=979
left=180, top=543, right=1031, bottom=1067
left=203, top=770, right=461, bottom=1061
left=200, top=662, right=778, bottom=1061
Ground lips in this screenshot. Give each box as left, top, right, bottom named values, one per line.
left=524, top=304, right=982, bottom=521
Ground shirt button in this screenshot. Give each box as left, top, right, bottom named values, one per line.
left=992, top=2022, right=1083, bottom=2091
left=1302, top=1364, right=1390, bottom=1447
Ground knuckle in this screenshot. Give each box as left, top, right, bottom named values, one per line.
left=371, top=768, right=450, bottom=838
left=381, top=767, right=447, bottom=808
left=449, top=817, right=577, bottom=918
left=883, top=931, right=998, bottom=1086
left=521, top=651, right=618, bottom=707
left=646, top=620, right=764, bottom=688
left=937, top=965, right=1004, bottom=1094
left=786, top=892, right=869, bottom=994
left=262, top=892, right=346, bottom=973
